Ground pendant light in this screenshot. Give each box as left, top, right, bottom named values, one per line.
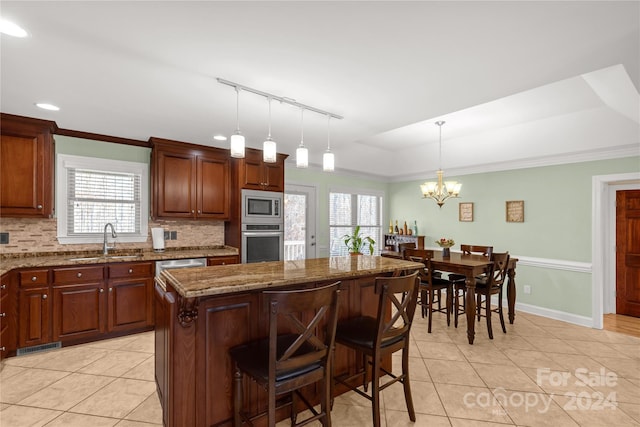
left=296, top=108, right=308, bottom=168
left=229, top=87, right=245, bottom=158
left=420, top=121, right=462, bottom=207
left=323, top=115, right=335, bottom=172
left=263, top=97, right=277, bottom=163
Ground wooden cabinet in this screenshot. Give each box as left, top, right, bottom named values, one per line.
left=151, top=138, right=230, bottom=220
left=0, top=113, right=57, bottom=218
left=107, top=262, right=154, bottom=332
left=1, top=272, right=17, bottom=359
left=239, top=148, right=286, bottom=192
left=207, top=255, right=239, bottom=266
left=52, top=266, right=106, bottom=342
left=18, top=269, right=51, bottom=348
left=383, top=234, right=425, bottom=252
left=15, top=261, right=154, bottom=351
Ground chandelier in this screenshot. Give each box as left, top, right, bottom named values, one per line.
left=420, top=121, right=461, bottom=207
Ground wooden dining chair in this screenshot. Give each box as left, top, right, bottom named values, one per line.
left=448, top=244, right=493, bottom=327
left=475, top=252, right=510, bottom=339
left=403, top=249, right=452, bottom=333
left=229, top=282, right=341, bottom=427
left=333, top=271, right=419, bottom=427
left=397, top=242, right=416, bottom=257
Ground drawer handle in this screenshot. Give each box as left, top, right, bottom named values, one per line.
left=42, top=294, right=47, bottom=300
left=1, top=284, right=6, bottom=290
left=128, top=269, right=133, bottom=274
left=77, top=272, right=82, bottom=278
left=31, top=276, right=37, bottom=282
left=0, top=346, right=5, bottom=352
left=100, top=288, right=104, bottom=293
left=109, top=287, right=113, bottom=292
left=37, top=204, right=43, bottom=210
left=0, top=312, right=5, bottom=317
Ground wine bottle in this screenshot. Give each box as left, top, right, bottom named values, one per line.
left=413, top=220, right=418, bottom=236
left=403, top=221, right=408, bottom=235
left=394, top=220, right=399, bottom=234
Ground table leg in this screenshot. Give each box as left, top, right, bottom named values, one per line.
left=465, top=276, right=476, bottom=344
left=507, top=268, right=516, bottom=324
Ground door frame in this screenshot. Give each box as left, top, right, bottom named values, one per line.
left=592, top=172, right=640, bottom=328
left=284, top=182, right=318, bottom=259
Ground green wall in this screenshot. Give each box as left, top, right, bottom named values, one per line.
left=55, top=135, right=151, bottom=163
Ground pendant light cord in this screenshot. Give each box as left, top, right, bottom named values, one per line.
left=300, top=108, right=305, bottom=146
left=327, top=115, right=331, bottom=151
left=267, top=97, right=272, bottom=139
left=436, top=120, right=445, bottom=170
left=235, top=87, right=241, bottom=132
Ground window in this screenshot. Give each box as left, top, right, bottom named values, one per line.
left=329, top=189, right=383, bottom=256
left=56, top=154, right=149, bottom=244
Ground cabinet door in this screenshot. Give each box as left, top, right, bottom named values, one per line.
left=107, top=277, right=153, bottom=332
left=240, top=150, right=265, bottom=190
left=197, top=153, right=230, bottom=219
left=1, top=273, right=17, bottom=358
left=0, top=134, right=49, bottom=217
left=18, top=287, right=51, bottom=347
left=155, top=149, right=196, bottom=218
left=52, top=283, right=106, bottom=342
left=263, top=160, right=285, bottom=192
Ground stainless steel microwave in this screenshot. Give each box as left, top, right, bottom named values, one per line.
left=241, top=189, right=283, bottom=223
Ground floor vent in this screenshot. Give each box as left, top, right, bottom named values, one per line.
left=17, top=342, right=61, bottom=356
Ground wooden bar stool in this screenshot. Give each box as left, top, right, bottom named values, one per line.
left=230, top=282, right=341, bottom=427
left=332, top=271, right=419, bottom=427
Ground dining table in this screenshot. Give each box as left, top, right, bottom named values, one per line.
left=382, top=250, right=518, bottom=344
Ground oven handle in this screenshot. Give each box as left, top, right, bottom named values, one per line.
left=242, top=232, right=283, bottom=237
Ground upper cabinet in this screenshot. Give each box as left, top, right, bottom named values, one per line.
left=239, top=148, right=286, bottom=192
left=0, top=114, right=57, bottom=218
left=151, top=138, right=230, bottom=220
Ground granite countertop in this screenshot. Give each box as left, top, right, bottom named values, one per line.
left=0, top=246, right=239, bottom=275
left=158, top=255, right=424, bottom=298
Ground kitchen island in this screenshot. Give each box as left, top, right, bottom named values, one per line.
left=154, top=255, right=423, bottom=427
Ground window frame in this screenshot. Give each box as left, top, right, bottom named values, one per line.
left=328, top=186, right=384, bottom=256
left=56, top=154, right=149, bottom=244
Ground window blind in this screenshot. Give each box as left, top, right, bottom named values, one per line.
left=67, top=168, right=141, bottom=235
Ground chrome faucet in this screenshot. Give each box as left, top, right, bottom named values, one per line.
left=103, top=223, right=117, bottom=255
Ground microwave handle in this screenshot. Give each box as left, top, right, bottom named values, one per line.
left=243, top=232, right=283, bottom=237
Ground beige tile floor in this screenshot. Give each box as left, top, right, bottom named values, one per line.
left=1, top=310, right=639, bottom=426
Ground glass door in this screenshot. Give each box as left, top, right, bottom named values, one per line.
left=284, top=184, right=317, bottom=260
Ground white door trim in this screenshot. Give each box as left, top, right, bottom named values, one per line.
left=285, top=183, right=318, bottom=259
left=592, top=172, right=640, bottom=328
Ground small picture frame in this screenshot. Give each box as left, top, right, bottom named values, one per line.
left=506, top=200, right=524, bottom=222
left=459, top=202, right=474, bottom=222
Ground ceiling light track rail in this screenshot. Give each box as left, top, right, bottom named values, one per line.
left=217, top=78, right=343, bottom=120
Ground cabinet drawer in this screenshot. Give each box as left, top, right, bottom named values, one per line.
left=208, top=256, right=239, bottom=266
left=109, top=262, right=153, bottom=279
left=53, top=266, right=104, bottom=284
left=19, top=270, right=49, bottom=287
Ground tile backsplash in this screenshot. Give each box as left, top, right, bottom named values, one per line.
left=0, top=217, right=225, bottom=254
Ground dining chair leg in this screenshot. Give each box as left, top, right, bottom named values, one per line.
left=362, top=352, right=369, bottom=392
left=477, top=293, right=482, bottom=321
left=436, top=289, right=442, bottom=311
left=498, top=288, right=507, bottom=334
left=371, top=355, right=382, bottom=427
left=401, top=343, right=416, bottom=421
left=420, top=289, right=427, bottom=318
left=454, top=289, right=459, bottom=328
left=268, top=386, right=276, bottom=427
left=445, top=287, right=451, bottom=326
left=427, top=288, right=434, bottom=333
left=486, top=291, right=493, bottom=340
left=291, top=389, right=298, bottom=425
left=322, top=364, right=332, bottom=427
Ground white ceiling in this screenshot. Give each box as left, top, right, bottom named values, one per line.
left=1, top=1, right=639, bottom=180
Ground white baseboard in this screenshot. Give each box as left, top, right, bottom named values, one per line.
left=492, top=296, right=594, bottom=328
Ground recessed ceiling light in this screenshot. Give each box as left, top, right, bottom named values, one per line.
left=35, top=103, right=60, bottom=111
left=213, top=135, right=227, bottom=141
left=0, top=19, right=28, bottom=38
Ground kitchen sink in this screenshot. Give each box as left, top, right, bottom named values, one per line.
left=67, top=254, right=142, bottom=262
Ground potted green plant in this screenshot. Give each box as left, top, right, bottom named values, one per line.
left=342, top=225, right=376, bottom=255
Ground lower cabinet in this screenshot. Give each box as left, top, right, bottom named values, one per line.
left=1, top=272, right=17, bottom=359
left=207, top=255, right=239, bottom=266
left=16, top=261, right=154, bottom=350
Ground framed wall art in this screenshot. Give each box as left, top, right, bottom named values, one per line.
left=459, top=202, right=474, bottom=222
left=506, top=200, right=524, bottom=222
